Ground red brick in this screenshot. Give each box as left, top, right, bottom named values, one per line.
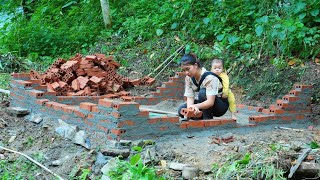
left=289, top=90, right=300, bottom=96
left=137, top=110, right=149, bottom=117
left=17, top=81, right=32, bottom=88
left=36, top=99, right=49, bottom=106
left=28, top=91, right=44, bottom=98
left=220, top=119, right=236, bottom=125
left=159, top=126, right=169, bottom=131
left=282, top=95, right=299, bottom=102
left=148, top=118, right=162, bottom=124
left=249, top=115, right=269, bottom=122
left=113, top=101, right=139, bottom=110
left=169, top=77, right=181, bottom=82
left=62, top=106, right=77, bottom=114
left=121, top=96, right=133, bottom=102
left=296, top=114, right=305, bottom=120
left=111, top=129, right=126, bottom=136
left=186, top=121, right=205, bottom=128
left=204, top=120, right=222, bottom=127
left=111, top=112, right=120, bottom=118
left=269, top=108, right=285, bottom=114
left=74, top=110, right=86, bottom=118
left=97, top=124, right=109, bottom=133
left=99, top=99, right=113, bottom=107
left=118, top=120, right=135, bottom=127
left=84, top=119, right=93, bottom=126
left=280, top=115, right=293, bottom=121
left=162, top=117, right=179, bottom=123
left=179, top=123, right=188, bottom=129
left=79, top=102, right=97, bottom=111
left=175, top=72, right=185, bottom=77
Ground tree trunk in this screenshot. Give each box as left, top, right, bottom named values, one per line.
left=100, top=0, right=111, bottom=28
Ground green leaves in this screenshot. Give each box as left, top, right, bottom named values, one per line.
left=255, top=26, right=264, bottom=36
left=156, top=29, right=164, bottom=36
left=310, top=9, right=319, bottom=17
left=310, top=141, right=320, bottom=149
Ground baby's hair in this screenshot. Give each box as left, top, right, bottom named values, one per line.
left=180, top=53, right=202, bottom=67
left=211, top=58, right=224, bottom=67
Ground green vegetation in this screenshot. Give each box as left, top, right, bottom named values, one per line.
left=0, top=153, right=45, bottom=179
left=108, top=146, right=166, bottom=180
left=0, top=0, right=318, bottom=103
left=211, top=143, right=290, bottom=179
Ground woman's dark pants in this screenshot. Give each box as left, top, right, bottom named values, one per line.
left=178, top=88, right=229, bottom=120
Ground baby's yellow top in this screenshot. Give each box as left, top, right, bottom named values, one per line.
left=218, top=72, right=230, bottom=97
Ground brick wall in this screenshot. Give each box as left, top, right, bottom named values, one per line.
left=9, top=72, right=313, bottom=140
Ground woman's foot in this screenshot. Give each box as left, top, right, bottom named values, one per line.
left=231, top=112, right=237, bottom=121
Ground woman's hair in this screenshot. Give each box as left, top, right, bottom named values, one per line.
left=211, top=58, right=224, bottom=67
left=179, top=53, right=201, bottom=67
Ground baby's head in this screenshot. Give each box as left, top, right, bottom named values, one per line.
left=211, top=59, right=224, bottom=75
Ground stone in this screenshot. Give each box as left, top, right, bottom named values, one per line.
left=169, top=162, right=189, bottom=171
left=100, top=175, right=110, bottom=180
left=119, top=140, right=132, bottom=147
left=296, top=162, right=320, bottom=175
left=182, top=165, right=199, bottom=180
left=28, top=113, right=43, bottom=124
left=95, top=152, right=108, bottom=165
left=52, top=155, right=72, bottom=166
left=101, top=148, right=130, bottom=158
left=8, top=135, right=16, bottom=143
left=101, top=158, right=117, bottom=175
left=73, top=130, right=90, bottom=149
left=0, top=154, right=5, bottom=160
left=5, top=107, right=29, bottom=116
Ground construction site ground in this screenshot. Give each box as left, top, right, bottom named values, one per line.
left=0, top=62, right=319, bottom=179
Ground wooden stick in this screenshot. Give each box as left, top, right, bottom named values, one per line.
left=154, top=51, right=180, bottom=79
left=148, top=45, right=184, bottom=77
left=140, top=108, right=177, bottom=115
left=0, top=88, right=10, bottom=94
left=288, top=148, right=311, bottom=178
left=275, top=126, right=304, bottom=132
left=0, top=145, right=65, bottom=180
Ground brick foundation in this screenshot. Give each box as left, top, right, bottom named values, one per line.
left=10, top=70, right=313, bottom=140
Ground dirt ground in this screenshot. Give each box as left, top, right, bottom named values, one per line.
left=0, top=62, right=319, bottom=179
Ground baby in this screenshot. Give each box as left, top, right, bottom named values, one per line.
left=211, top=59, right=237, bottom=120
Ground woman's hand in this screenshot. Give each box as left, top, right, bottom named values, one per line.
left=189, top=104, right=200, bottom=115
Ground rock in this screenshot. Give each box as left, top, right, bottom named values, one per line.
left=8, top=135, right=16, bottom=143
left=95, top=152, right=108, bottom=165
left=106, top=140, right=119, bottom=148
left=73, top=130, right=90, bottom=149
left=101, top=158, right=117, bottom=175
left=296, top=162, right=320, bottom=175
left=101, top=148, right=130, bottom=158
left=0, top=154, right=5, bottom=160
left=119, top=140, right=132, bottom=147
left=101, top=175, right=110, bottom=180
left=25, top=113, right=43, bottom=124
left=182, top=165, right=199, bottom=180
left=169, top=162, right=189, bottom=171
left=55, top=119, right=80, bottom=140
left=5, top=107, right=29, bottom=116
left=132, top=140, right=144, bottom=147
left=52, top=155, right=72, bottom=166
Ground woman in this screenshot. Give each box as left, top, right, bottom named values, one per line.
left=178, top=53, right=229, bottom=119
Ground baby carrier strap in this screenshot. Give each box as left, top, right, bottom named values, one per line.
left=191, top=71, right=223, bottom=93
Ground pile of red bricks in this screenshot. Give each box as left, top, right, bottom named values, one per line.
left=29, top=53, right=155, bottom=96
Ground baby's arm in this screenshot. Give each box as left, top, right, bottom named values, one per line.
left=220, top=73, right=230, bottom=98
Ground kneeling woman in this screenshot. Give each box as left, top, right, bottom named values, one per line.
left=178, top=53, right=229, bottom=119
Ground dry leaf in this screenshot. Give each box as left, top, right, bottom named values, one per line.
left=315, top=58, right=320, bottom=65
left=288, top=60, right=295, bottom=66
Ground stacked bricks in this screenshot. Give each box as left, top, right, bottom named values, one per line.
left=249, top=84, right=313, bottom=124
left=28, top=53, right=155, bottom=97
left=132, top=72, right=186, bottom=105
